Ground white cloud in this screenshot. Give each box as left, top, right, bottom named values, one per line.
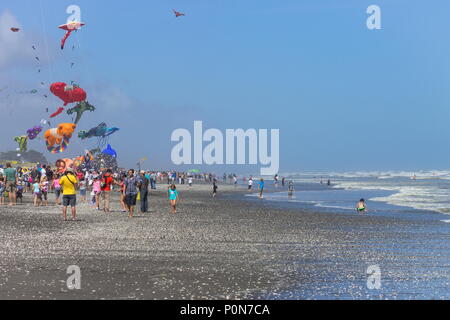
left=0, top=10, right=34, bottom=68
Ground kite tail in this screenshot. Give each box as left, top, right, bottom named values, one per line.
left=46, top=136, right=70, bottom=154
left=61, top=30, right=73, bottom=50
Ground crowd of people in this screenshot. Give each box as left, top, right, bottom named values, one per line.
left=0, top=163, right=189, bottom=220
left=0, top=163, right=316, bottom=220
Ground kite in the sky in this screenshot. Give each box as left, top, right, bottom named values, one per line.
left=10, top=27, right=20, bottom=32
left=14, top=136, right=28, bottom=152
left=27, top=126, right=43, bottom=140
left=78, top=123, right=119, bottom=148
left=78, top=123, right=119, bottom=140
left=66, top=101, right=95, bottom=124
left=59, top=21, right=85, bottom=50
left=50, top=107, right=65, bottom=118
left=102, top=144, right=117, bottom=158
left=50, top=82, right=87, bottom=106
left=173, top=9, right=185, bottom=17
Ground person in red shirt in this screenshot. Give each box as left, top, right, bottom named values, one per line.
left=101, top=169, right=115, bottom=212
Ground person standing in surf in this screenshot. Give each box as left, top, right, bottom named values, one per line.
left=356, top=199, right=367, bottom=214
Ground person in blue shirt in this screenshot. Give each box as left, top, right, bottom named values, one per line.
left=168, top=184, right=179, bottom=214
left=259, top=178, right=265, bottom=199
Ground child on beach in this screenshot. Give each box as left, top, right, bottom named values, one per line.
left=288, top=181, right=294, bottom=198
left=40, top=176, right=49, bottom=206
left=33, top=180, right=42, bottom=207
left=79, top=178, right=87, bottom=202
left=92, top=177, right=101, bottom=210
left=16, top=182, right=23, bottom=204
left=168, top=184, right=179, bottom=214
left=258, top=178, right=265, bottom=199
left=53, top=176, right=61, bottom=205
left=356, top=199, right=367, bottom=214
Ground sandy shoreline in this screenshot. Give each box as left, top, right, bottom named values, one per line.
left=0, top=183, right=449, bottom=299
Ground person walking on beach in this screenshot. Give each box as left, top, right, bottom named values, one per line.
left=259, top=178, right=265, bottom=199
left=212, top=179, right=218, bottom=198
left=40, top=176, right=49, bottom=206
left=3, top=163, right=17, bottom=206
left=92, top=177, right=101, bottom=210
left=139, top=171, right=149, bottom=213
left=356, top=199, right=367, bottom=214
left=59, top=169, right=78, bottom=221
left=101, top=169, right=114, bottom=212
left=248, top=177, right=253, bottom=191
left=168, top=184, right=179, bottom=214
left=124, top=169, right=140, bottom=218
left=288, top=180, right=294, bottom=198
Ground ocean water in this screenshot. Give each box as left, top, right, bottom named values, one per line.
left=244, top=171, right=450, bottom=223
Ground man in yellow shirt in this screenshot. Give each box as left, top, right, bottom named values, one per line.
left=59, top=168, right=78, bottom=221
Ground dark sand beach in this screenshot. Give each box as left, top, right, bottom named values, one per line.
left=0, top=184, right=449, bottom=300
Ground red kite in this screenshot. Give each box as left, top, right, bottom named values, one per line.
left=10, top=27, right=20, bottom=32
left=50, top=107, right=65, bottom=118
left=58, top=21, right=85, bottom=50
left=173, top=9, right=185, bottom=18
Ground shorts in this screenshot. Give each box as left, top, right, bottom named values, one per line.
left=248, top=185, right=252, bottom=190
left=6, top=181, right=16, bottom=193
left=80, top=189, right=87, bottom=196
left=41, top=191, right=48, bottom=201
left=34, top=192, right=42, bottom=200
left=55, top=188, right=61, bottom=198
left=62, top=195, right=77, bottom=207
left=125, top=194, right=137, bottom=207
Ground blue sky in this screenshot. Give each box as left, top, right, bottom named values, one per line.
left=1, top=0, right=450, bottom=173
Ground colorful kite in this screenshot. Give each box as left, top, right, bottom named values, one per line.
left=27, top=126, right=43, bottom=140
left=50, top=82, right=87, bottom=106
left=102, top=144, right=117, bottom=158
left=78, top=123, right=119, bottom=140
left=10, top=27, right=20, bottom=32
left=59, top=21, right=85, bottom=50
left=14, top=136, right=28, bottom=152
left=66, top=101, right=95, bottom=124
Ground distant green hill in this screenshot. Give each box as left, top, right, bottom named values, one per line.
left=0, top=150, right=48, bottom=164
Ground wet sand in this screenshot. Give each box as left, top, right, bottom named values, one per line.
left=0, top=184, right=449, bottom=299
